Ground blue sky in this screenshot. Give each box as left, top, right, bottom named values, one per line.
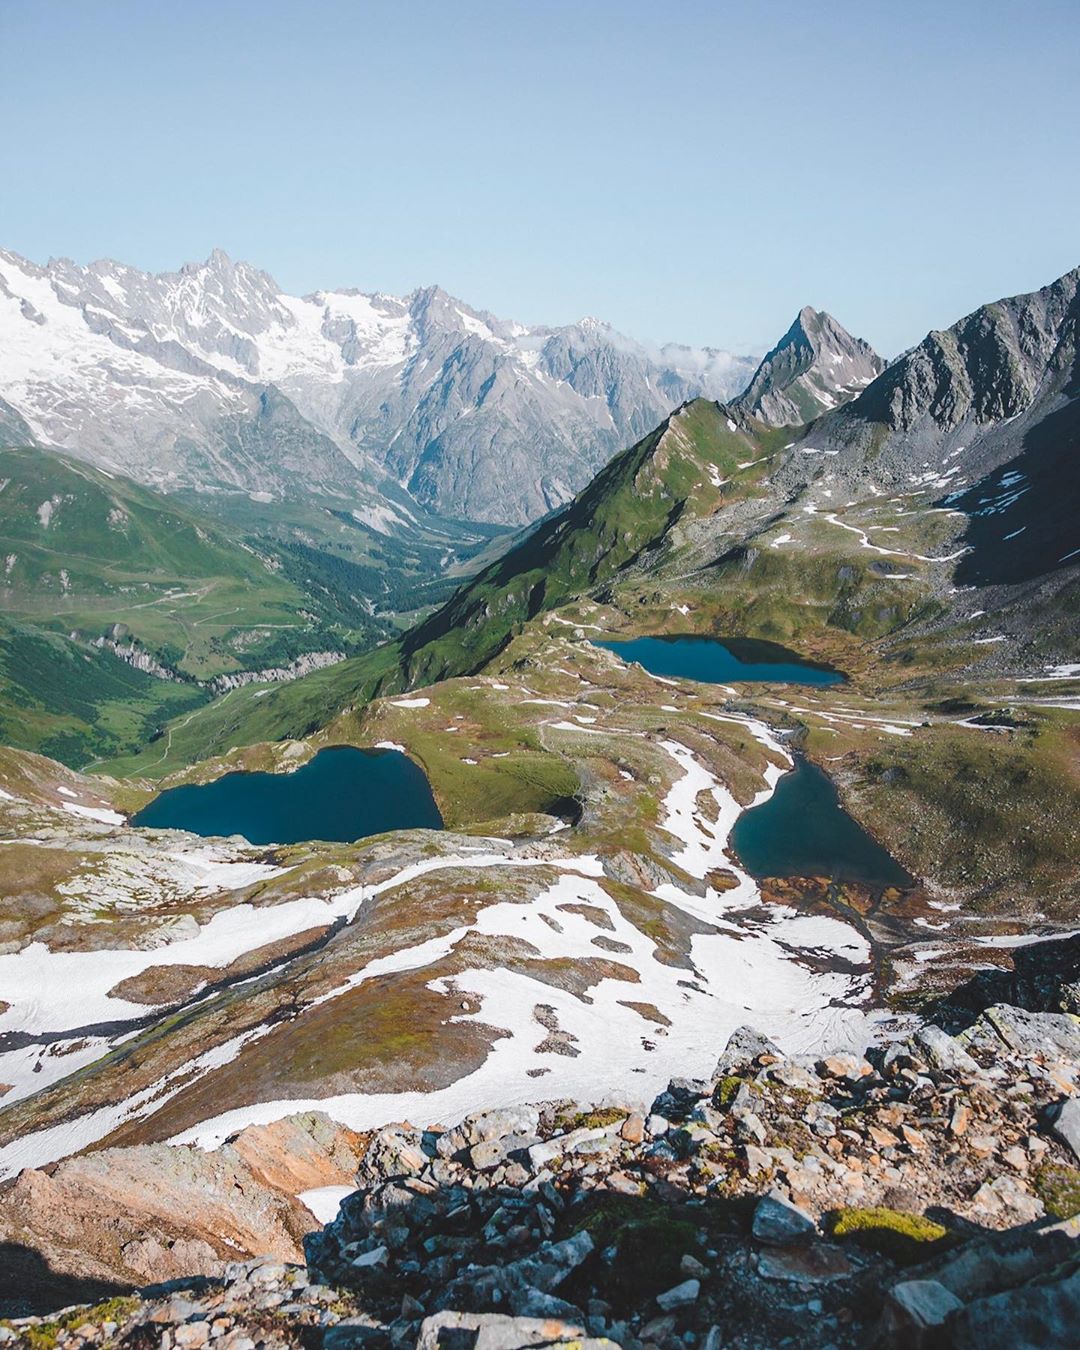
left=2, top=0, right=1077, bottom=355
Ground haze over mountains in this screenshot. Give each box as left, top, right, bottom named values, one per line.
left=0, top=247, right=760, bottom=525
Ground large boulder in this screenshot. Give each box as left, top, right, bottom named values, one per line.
left=1048, top=1097, right=1080, bottom=1163
left=712, top=1026, right=782, bottom=1079
left=951, top=1269, right=1080, bottom=1349
left=913, top=1025, right=980, bottom=1075
left=961, top=1006, right=1080, bottom=1060
left=751, top=1192, right=816, bottom=1246
left=877, top=1280, right=964, bottom=1347
left=416, top=1311, right=616, bottom=1350
left=0, top=1113, right=364, bottom=1296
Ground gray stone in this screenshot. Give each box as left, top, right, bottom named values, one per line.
left=324, top=1322, right=390, bottom=1348
left=247, top=1260, right=291, bottom=1286
left=506, top=1230, right=595, bottom=1296
left=527, top=1124, right=618, bottom=1171
left=951, top=1269, right=1080, bottom=1349
left=743, top=1144, right=771, bottom=1175
left=351, top=1244, right=389, bottom=1269
left=360, top=1126, right=428, bottom=1179
left=173, top=1328, right=210, bottom=1349
left=656, top=1279, right=700, bottom=1311
left=752, top=1191, right=816, bottom=1246
left=969, top=1175, right=1044, bottom=1223
left=511, top=1289, right=584, bottom=1321
left=765, top=1058, right=822, bottom=1093
left=733, top=1111, right=767, bottom=1145
left=877, top=1280, right=964, bottom=1346
left=416, top=1311, right=615, bottom=1350
left=932, top=1232, right=1080, bottom=1302
left=966, top=1006, right=1080, bottom=1060
left=914, top=1025, right=980, bottom=1075
left=465, top=1106, right=542, bottom=1147
left=1048, top=1096, right=1080, bottom=1162
left=756, top=1244, right=853, bottom=1283
left=713, top=1026, right=781, bottom=1078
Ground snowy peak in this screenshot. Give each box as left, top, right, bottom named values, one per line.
left=733, top=307, right=883, bottom=426
left=0, top=246, right=759, bottom=524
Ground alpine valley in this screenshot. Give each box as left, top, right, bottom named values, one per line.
left=0, top=257, right=1078, bottom=1350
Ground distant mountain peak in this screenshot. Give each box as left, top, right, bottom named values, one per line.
left=733, top=308, right=883, bottom=426
left=0, top=245, right=759, bottom=525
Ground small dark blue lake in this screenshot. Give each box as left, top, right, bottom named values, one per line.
left=594, top=635, right=844, bottom=686
left=731, top=758, right=911, bottom=889
left=132, top=746, right=443, bottom=845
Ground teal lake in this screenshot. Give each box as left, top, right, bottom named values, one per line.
left=594, top=635, right=843, bottom=686
left=132, top=745, right=443, bottom=845
left=731, top=758, right=911, bottom=889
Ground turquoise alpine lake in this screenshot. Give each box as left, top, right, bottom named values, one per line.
left=731, top=757, right=912, bottom=889
left=593, top=635, right=844, bottom=685
left=132, top=745, right=443, bottom=845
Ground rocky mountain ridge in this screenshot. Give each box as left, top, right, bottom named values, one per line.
left=731, top=307, right=883, bottom=426
left=769, top=265, right=1080, bottom=592
left=0, top=247, right=758, bottom=524
left=851, top=267, right=1080, bottom=435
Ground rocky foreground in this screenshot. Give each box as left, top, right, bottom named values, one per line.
left=5, top=1004, right=1080, bottom=1349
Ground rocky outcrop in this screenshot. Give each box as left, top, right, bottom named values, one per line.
left=209, top=650, right=346, bottom=693
left=0, top=1114, right=365, bottom=1303
left=851, top=267, right=1080, bottom=435
left=5, top=1008, right=1080, bottom=1345
left=732, top=307, right=883, bottom=426
left=90, top=634, right=184, bottom=682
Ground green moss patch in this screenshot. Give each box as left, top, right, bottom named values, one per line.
left=573, top=1194, right=700, bottom=1301
left=1035, top=1163, right=1080, bottom=1220
left=713, top=1075, right=746, bottom=1110
left=827, top=1206, right=951, bottom=1263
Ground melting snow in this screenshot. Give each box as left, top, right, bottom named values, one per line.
left=298, top=1185, right=353, bottom=1224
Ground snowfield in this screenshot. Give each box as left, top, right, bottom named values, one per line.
left=0, top=718, right=874, bottom=1179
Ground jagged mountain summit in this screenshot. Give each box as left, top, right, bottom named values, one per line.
left=0, top=247, right=757, bottom=524
left=782, top=265, right=1080, bottom=586
left=732, top=306, right=884, bottom=425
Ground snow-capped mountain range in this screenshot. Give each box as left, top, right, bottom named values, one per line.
left=0, top=247, right=758, bottom=524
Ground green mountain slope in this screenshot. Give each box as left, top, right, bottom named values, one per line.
left=398, top=399, right=787, bottom=683
left=0, top=614, right=205, bottom=766
left=0, top=445, right=320, bottom=679
left=103, top=400, right=795, bottom=772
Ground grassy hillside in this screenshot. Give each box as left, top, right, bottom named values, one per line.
left=0, top=615, right=205, bottom=766
left=178, top=489, right=509, bottom=634
left=398, top=400, right=786, bottom=683
left=0, top=445, right=315, bottom=679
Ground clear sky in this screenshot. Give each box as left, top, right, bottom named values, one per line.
left=2, top=0, right=1077, bottom=356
